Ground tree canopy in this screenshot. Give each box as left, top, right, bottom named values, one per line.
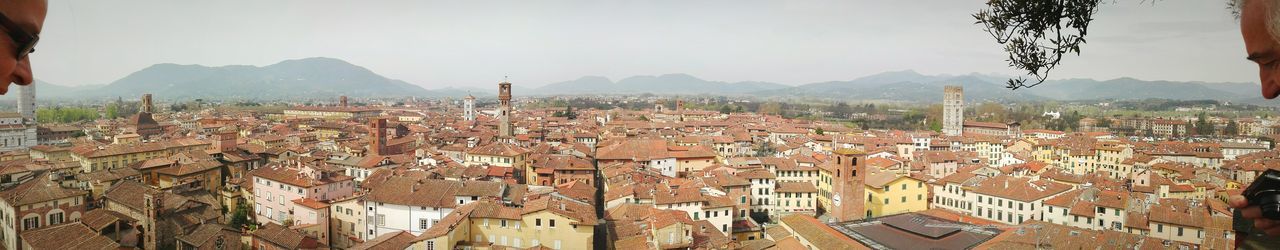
left=975, top=0, right=1101, bottom=89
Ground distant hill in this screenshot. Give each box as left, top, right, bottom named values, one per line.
left=34, top=57, right=436, bottom=100
left=23, top=58, right=1268, bottom=104
left=748, top=71, right=1265, bottom=104
left=1023, top=77, right=1255, bottom=101
left=758, top=71, right=1041, bottom=102
left=530, top=74, right=790, bottom=95
left=430, top=87, right=494, bottom=98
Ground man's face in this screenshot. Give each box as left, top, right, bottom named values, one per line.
left=0, top=1, right=48, bottom=95
left=1243, top=0, right=1280, bottom=99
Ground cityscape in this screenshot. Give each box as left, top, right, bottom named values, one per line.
left=4, top=0, right=1280, bottom=250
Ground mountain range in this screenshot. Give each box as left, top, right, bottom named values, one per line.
left=528, top=74, right=789, bottom=95
left=19, top=57, right=1268, bottom=104
left=23, top=57, right=438, bottom=100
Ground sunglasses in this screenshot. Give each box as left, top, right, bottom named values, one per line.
left=0, top=11, right=37, bottom=60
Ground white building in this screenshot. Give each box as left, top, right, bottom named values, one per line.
left=653, top=187, right=735, bottom=236
left=463, top=94, right=476, bottom=121
left=363, top=177, right=508, bottom=239
left=0, top=85, right=37, bottom=152
left=969, top=176, right=1072, bottom=225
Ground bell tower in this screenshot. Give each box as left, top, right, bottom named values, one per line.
left=498, top=80, right=513, bottom=138
left=830, top=148, right=868, bottom=222
left=463, top=94, right=476, bottom=121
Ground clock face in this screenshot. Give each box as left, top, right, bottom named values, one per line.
left=833, top=194, right=842, bottom=204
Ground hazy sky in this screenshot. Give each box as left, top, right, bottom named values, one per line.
left=31, top=0, right=1252, bottom=89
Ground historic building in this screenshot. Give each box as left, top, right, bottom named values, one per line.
left=0, top=84, right=37, bottom=152
left=128, top=94, right=163, bottom=140
left=463, top=94, right=476, bottom=121
left=497, top=81, right=514, bottom=138
left=943, top=85, right=963, bottom=136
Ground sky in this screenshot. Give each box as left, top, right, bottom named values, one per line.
left=31, top=0, right=1254, bottom=89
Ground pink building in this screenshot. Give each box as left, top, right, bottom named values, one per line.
left=250, top=160, right=355, bottom=228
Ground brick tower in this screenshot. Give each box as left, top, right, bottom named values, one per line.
left=498, top=81, right=513, bottom=138
left=829, top=148, right=868, bottom=222
left=371, top=118, right=387, bottom=156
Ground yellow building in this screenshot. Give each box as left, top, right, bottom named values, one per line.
left=466, top=143, right=532, bottom=183
left=816, top=164, right=834, bottom=212
left=775, top=181, right=818, bottom=217
left=28, top=145, right=73, bottom=162
left=69, top=138, right=211, bottom=173
left=283, top=106, right=381, bottom=120
left=410, top=196, right=596, bottom=250
left=329, top=195, right=367, bottom=249
left=134, top=152, right=225, bottom=194
left=863, top=171, right=928, bottom=218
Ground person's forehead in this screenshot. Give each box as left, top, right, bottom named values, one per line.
left=0, top=1, right=46, bottom=33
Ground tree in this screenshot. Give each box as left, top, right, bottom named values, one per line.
left=229, top=203, right=252, bottom=230
left=1195, top=112, right=1213, bottom=136
left=1096, top=117, right=1112, bottom=128
left=719, top=105, right=733, bottom=114
left=976, top=102, right=1008, bottom=122
left=1064, top=110, right=1082, bottom=131
left=1226, top=119, right=1240, bottom=136
left=105, top=104, right=119, bottom=119
left=759, top=102, right=783, bottom=116
left=815, top=127, right=825, bottom=135
left=827, top=102, right=852, bottom=119
left=754, top=142, right=777, bottom=157
left=975, top=0, right=1102, bottom=89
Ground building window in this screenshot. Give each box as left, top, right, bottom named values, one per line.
left=535, top=218, right=542, bottom=227
left=420, top=218, right=429, bottom=230
left=47, top=212, right=63, bottom=225
left=550, top=219, right=556, bottom=228
left=22, top=217, right=38, bottom=230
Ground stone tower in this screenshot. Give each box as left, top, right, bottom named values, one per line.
left=829, top=148, right=868, bottom=222
left=18, top=84, right=34, bottom=122
left=340, top=95, right=348, bottom=107
left=943, top=85, right=963, bottom=136
left=141, top=93, right=154, bottom=114
left=371, top=118, right=388, bottom=156
left=498, top=81, right=513, bottom=138
left=17, top=84, right=36, bottom=147
left=214, top=125, right=238, bottom=153
left=143, top=192, right=165, bottom=250
left=463, top=94, right=476, bottom=121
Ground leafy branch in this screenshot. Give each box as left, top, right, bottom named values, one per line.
left=975, top=0, right=1101, bottom=90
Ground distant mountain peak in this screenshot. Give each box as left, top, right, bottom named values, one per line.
left=61, top=57, right=438, bottom=99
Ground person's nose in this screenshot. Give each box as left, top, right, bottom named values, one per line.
left=10, top=56, right=32, bottom=85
